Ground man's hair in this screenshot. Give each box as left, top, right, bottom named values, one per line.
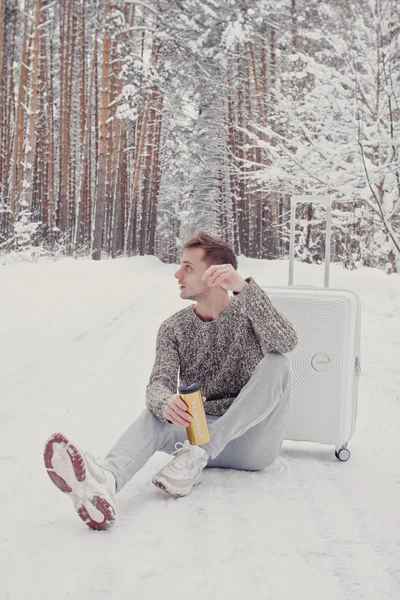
left=183, top=231, right=238, bottom=270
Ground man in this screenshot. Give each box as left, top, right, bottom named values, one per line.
left=44, top=232, right=298, bottom=531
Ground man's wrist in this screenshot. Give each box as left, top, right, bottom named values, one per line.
left=235, top=280, right=248, bottom=293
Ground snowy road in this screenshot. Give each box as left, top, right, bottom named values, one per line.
left=0, top=256, right=399, bottom=599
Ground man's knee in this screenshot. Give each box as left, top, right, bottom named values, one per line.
left=238, top=454, right=278, bottom=471
left=257, top=352, right=290, bottom=386
left=260, top=352, right=289, bottom=370
left=139, top=407, right=169, bottom=433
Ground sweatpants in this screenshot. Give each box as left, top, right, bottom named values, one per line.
left=102, top=352, right=292, bottom=492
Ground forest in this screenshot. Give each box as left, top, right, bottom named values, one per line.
left=0, top=0, right=399, bottom=271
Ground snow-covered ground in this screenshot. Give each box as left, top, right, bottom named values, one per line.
left=1, top=255, right=399, bottom=600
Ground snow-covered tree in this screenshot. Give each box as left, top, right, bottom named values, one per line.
left=247, top=0, right=400, bottom=271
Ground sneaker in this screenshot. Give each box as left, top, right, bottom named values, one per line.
left=152, top=440, right=208, bottom=497
left=43, top=432, right=117, bottom=531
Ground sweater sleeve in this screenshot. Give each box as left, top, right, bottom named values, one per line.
left=145, top=319, right=180, bottom=422
left=233, top=277, right=298, bottom=354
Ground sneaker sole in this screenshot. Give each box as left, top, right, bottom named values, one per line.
left=44, top=433, right=117, bottom=531
left=152, top=472, right=202, bottom=497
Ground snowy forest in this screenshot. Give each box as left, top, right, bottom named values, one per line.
left=0, top=0, right=399, bottom=272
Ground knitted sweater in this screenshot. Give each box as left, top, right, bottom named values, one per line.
left=146, top=277, right=298, bottom=422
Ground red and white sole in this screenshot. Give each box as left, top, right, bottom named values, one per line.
left=44, top=432, right=117, bottom=531
left=152, top=472, right=202, bottom=497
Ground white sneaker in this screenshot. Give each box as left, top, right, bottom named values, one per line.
left=152, top=440, right=208, bottom=497
left=44, top=432, right=117, bottom=530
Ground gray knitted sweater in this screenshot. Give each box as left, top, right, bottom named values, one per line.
left=146, top=277, right=298, bottom=422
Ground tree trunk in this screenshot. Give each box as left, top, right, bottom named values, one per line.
left=74, top=26, right=96, bottom=252
left=1, top=5, right=18, bottom=236
left=140, top=96, right=156, bottom=255
left=59, top=0, right=73, bottom=234
left=250, top=43, right=266, bottom=126
left=111, top=121, right=124, bottom=257
left=126, top=110, right=148, bottom=255
left=264, top=28, right=279, bottom=259
left=9, top=2, right=30, bottom=218
left=236, top=52, right=248, bottom=255
left=40, top=6, right=54, bottom=236
left=226, top=94, right=239, bottom=255
left=148, top=95, right=164, bottom=255
left=22, top=0, right=41, bottom=211
left=245, top=52, right=258, bottom=255
left=291, top=0, right=297, bottom=49
left=92, top=1, right=111, bottom=261
left=139, top=44, right=160, bottom=256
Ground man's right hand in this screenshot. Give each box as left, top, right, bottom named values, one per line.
left=163, top=394, right=206, bottom=428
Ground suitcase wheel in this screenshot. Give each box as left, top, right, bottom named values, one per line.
left=335, top=447, right=351, bottom=462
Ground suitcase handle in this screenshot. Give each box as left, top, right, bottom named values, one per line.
left=289, top=195, right=333, bottom=288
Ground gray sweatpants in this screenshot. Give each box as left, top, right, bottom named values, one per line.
left=102, top=352, right=291, bottom=492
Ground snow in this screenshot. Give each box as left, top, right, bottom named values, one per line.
left=1, top=255, right=399, bottom=599
left=222, top=21, right=249, bottom=50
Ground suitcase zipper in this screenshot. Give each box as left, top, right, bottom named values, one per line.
left=355, top=356, right=361, bottom=375
left=349, top=356, right=361, bottom=439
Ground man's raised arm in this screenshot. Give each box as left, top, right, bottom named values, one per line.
left=233, top=277, right=298, bottom=354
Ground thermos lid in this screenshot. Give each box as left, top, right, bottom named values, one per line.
left=178, top=382, right=201, bottom=394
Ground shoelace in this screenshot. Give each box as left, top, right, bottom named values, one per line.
left=169, top=442, right=197, bottom=471
left=86, top=452, right=99, bottom=464
left=86, top=453, right=116, bottom=493
left=86, top=453, right=107, bottom=477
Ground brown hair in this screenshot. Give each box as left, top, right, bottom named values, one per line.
left=183, top=231, right=238, bottom=270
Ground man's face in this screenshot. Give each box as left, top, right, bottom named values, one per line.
left=174, top=247, right=211, bottom=300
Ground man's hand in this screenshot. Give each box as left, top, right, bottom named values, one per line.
left=202, top=264, right=247, bottom=293
left=163, top=394, right=206, bottom=428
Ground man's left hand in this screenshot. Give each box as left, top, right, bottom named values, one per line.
left=202, top=264, right=248, bottom=293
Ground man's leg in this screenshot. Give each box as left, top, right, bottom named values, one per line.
left=101, top=408, right=187, bottom=492
left=202, top=352, right=291, bottom=469
left=102, top=353, right=290, bottom=493
left=43, top=413, right=188, bottom=530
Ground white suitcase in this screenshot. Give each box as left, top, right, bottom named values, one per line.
left=262, top=196, right=361, bottom=461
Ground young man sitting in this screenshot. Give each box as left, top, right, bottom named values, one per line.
left=43, top=232, right=298, bottom=530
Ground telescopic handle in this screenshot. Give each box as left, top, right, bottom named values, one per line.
left=288, top=195, right=333, bottom=288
